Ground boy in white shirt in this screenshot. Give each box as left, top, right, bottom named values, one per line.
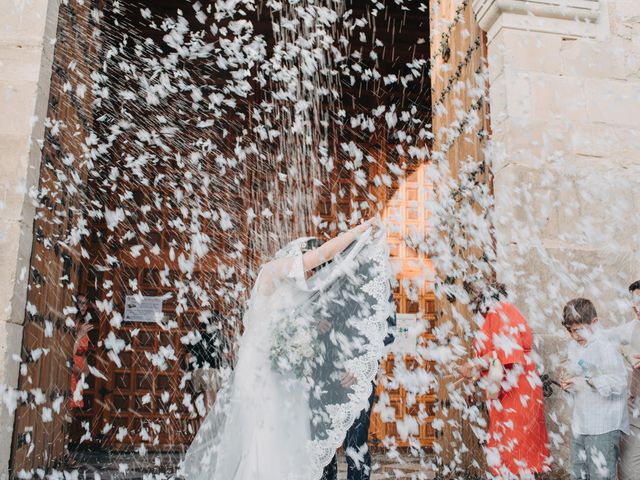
left=561, top=298, right=629, bottom=480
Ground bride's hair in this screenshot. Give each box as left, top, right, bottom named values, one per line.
left=300, top=237, right=323, bottom=253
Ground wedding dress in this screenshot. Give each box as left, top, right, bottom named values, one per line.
left=180, top=226, right=392, bottom=480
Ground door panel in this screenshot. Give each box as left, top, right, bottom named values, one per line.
left=371, top=163, right=436, bottom=449
left=429, top=0, right=491, bottom=473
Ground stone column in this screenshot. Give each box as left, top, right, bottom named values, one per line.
left=472, top=0, right=640, bottom=471
left=0, top=0, right=60, bottom=476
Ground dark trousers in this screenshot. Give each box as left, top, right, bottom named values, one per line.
left=322, top=384, right=376, bottom=480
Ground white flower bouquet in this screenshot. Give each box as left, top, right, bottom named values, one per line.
left=270, top=312, right=319, bottom=379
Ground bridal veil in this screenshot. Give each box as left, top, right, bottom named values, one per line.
left=180, top=226, right=392, bottom=480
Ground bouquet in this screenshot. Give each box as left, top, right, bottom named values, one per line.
left=270, top=312, right=319, bottom=379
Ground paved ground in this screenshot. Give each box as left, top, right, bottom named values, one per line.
left=67, top=449, right=435, bottom=479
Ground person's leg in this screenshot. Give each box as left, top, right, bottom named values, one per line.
left=344, top=383, right=376, bottom=480
left=570, top=435, right=589, bottom=480
left=587, top=430, right=621, bottom=480
left=619, top=425, right=640, bottom=480
left=321, top=454, right=338, bottom=480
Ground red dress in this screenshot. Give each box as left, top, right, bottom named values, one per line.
left=70, top=327, right=89, bottom=409
left=475, top=302, right=550, bottom=477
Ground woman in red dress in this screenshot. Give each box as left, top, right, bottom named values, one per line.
left=70, top=294, right=93, bottom=409
left=459, top=285, right=550, bottom=478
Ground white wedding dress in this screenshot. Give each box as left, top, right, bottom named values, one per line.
left=180, top=227, right=392, bottom=480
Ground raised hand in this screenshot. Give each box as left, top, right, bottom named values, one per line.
left=560, top=376, right=587, bottom=391
left=360, top=216, right=381, bottom=233
left=73, top=323, right=93, bottom=355
left=77, top=323, right=93, bottom=339
left=559, top=377, right=574, bottom=391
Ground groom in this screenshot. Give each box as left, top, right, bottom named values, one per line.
left=321, top=292, right=396, bottom=480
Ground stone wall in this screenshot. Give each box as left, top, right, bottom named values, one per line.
left=474, top=0, right=640, bottom=472
left=0, top=0, right=60, bottom=477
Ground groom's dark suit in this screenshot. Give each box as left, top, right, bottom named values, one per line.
left=321, top=293, right=396, bottom=480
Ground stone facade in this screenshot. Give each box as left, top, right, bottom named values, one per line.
left=473, top=0, right=640, bottom=471
left=1, top=0, right=639, bottom=476
left=0, top=0, right=60, bottom=477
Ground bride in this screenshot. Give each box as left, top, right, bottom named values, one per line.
left=180, top=218, right=392, bottom=480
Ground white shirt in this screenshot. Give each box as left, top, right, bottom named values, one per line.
left=566, top=323, right=630, bottom=436
left=609, top=319, right=640, bottom=428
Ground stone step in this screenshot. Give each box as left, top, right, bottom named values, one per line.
left=68, top=450, right=436, bottom=479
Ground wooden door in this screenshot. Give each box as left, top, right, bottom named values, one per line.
left=95, top=263, right=201, bottom=450
left=10, top=1, right=101, bottom=473
left=82, top=173, right=247, bottom=450
left=429, top=0, right=491, bottom=476
left=313, top=125, right=436, bottom=450
left=370, top=163, right=437, bottom=449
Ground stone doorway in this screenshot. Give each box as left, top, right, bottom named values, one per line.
left=7, top=0, right=490, bottom=477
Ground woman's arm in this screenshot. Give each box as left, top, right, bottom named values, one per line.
left=301, top=218, right=374, bottom=272
left=73, top=323, right=93, bottom=355
left=257, top=218, right=375, bottom=296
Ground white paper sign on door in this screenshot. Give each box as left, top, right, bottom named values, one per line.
left=124, top=295, right=164, bottom=323
left=391, top=313, right=419, bottom=355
